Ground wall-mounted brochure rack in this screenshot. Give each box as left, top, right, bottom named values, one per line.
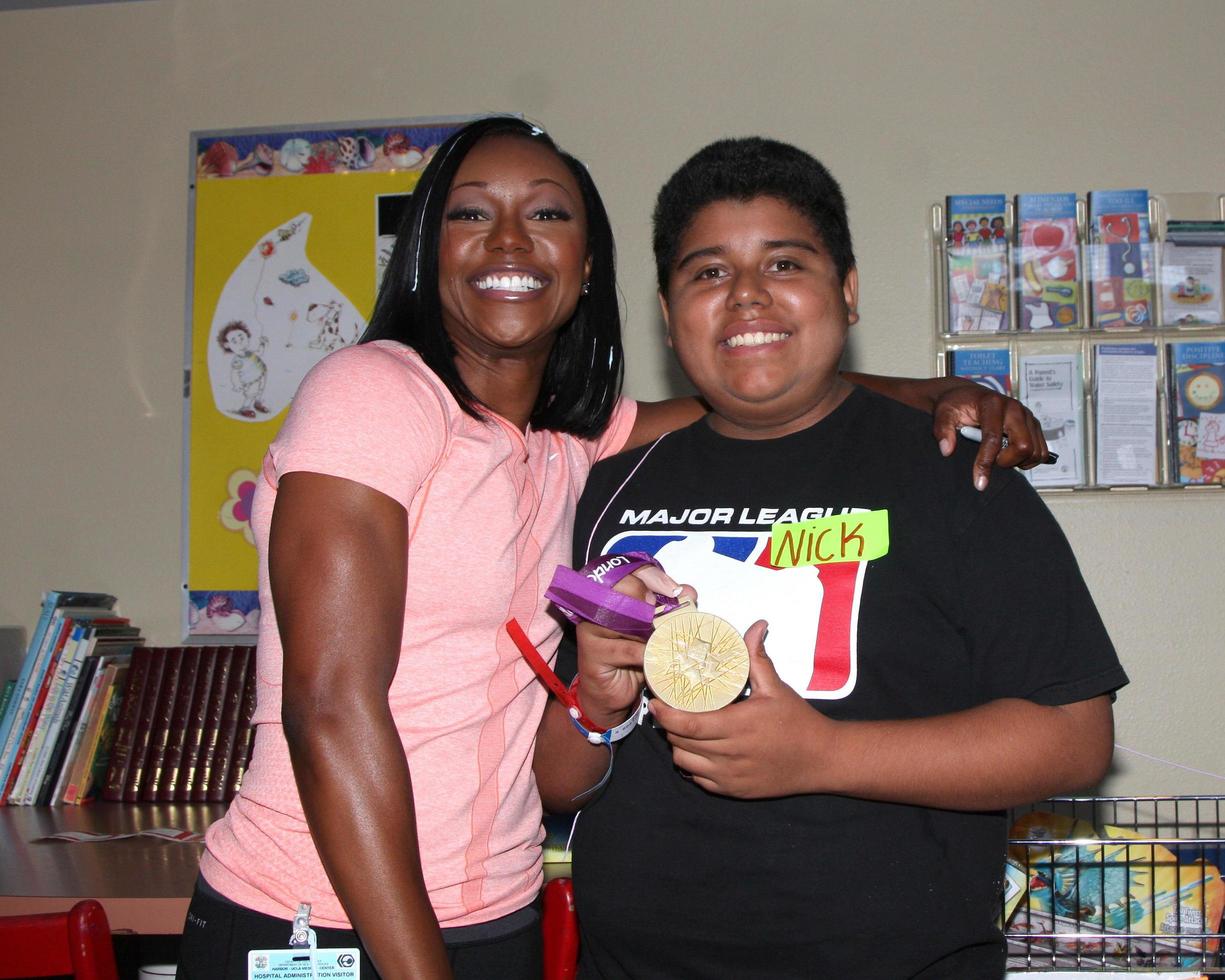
left=932, top=192, right=1225, bottom=492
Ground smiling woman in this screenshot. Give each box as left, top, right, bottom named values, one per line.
left=434, top=135, right=594, bottom=425
left=178, top=117, right=644, bottom=980
left=364, top=118, right=622, bottom=438
left=175, top=116, right=1050, bottom=980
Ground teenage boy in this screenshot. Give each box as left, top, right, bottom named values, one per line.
left=542, top=138, right=1127, bottom=979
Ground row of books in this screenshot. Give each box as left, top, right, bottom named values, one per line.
left=943, top=191, right=1223, bottom=332
left=98, top=643, right=256, bottom=805
left=948, top=337, right=1225, bottom=487
left=0, top=590, right=257, bottom=805
left=0, top=591, right=143, bottom=806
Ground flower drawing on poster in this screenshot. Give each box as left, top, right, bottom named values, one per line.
left=207, top=213, right=366, bottom=420
left=219, top=467, right=259, bottom=546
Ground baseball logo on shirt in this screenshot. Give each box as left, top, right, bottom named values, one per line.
left=600, top=530, right=864, bottom=699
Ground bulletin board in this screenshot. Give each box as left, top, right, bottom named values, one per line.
left=183, top=117, right=468, bottom=640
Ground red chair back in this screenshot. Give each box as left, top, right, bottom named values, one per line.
left=542, top=876, right=579, bottom=980
left=0, top=899, right=120, bottom=980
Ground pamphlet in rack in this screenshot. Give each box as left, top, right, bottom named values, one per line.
left=1093, top=343, right=1159, bottom=487
left=948, top=347, right=1011, bottom=395
left=946, top=194, right=1010, bottom=333
left=1015, top=192, right=1081, bottom=331
left=1168, top=339, right=1225, bottom=485
left=1087, top=188, right=1155, bottom=329
left=934, top=187, right=1225, bottom=490
left=1160, top=244, right=1223, bottom=326
left=1019, top=352, right=1084, bottom=488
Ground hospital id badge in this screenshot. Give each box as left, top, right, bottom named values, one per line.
left=248, top=902, right=359, bottom=979
left=247, top=948, right=360, bottom=979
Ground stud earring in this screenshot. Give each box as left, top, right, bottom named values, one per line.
left=581, top=281, right=591, bottom=296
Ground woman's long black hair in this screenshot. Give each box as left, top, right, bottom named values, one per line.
left=360, top=116, right=623, bottom=438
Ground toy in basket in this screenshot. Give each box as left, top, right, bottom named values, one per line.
left=1006, top=811, right=1224, bottom=969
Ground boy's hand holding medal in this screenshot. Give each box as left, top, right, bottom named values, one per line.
left=546, top=554, right=749, bottom=724
left=530, top=553, right=830, bottom=799
left=647, top=619, right=841, bottom=800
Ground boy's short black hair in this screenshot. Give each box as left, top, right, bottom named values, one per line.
left=652, top=137, right=855, bottom=293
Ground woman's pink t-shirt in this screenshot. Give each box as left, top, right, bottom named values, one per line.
left=200, top=341, right=636, bottom=928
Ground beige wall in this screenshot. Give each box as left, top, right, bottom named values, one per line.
left=2, top=0, right=1222, bottom=797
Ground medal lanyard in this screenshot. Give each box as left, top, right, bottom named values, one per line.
left=508, top=552, right=679, bottom=794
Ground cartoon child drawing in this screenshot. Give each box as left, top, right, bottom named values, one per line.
left=951, top=220, right=965, bottom=246
left=991, top=215, right=1006, bottom=240
left=978, top=217, right=991, bottom=242
left=217, top=320, right=270, bottom=418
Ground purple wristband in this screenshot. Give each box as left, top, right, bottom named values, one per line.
left=545, top=552, right=681, bottom=641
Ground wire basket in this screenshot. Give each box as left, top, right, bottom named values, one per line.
left=1005, top=796, right=1225, bottom=973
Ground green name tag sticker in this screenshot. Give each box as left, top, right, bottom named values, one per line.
left=770, top=510, right=889, bottom=567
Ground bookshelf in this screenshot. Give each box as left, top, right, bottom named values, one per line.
left=0, top=597, right=257, bottom=938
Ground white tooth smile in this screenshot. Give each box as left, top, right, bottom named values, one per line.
left=725, top=331, right=789, bottom=349
left=474, top=274, right=544, bottom=292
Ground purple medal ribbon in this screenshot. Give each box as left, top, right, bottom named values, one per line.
left=545, top=552, right=681, bottom=640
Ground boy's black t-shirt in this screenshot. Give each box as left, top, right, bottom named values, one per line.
left=561, top=386, right=1127, bottom=980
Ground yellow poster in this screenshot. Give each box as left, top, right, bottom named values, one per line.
left=185, top=120, right=466, bottom=637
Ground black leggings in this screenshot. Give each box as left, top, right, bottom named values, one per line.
left=176, top=876, right=542, bottom=979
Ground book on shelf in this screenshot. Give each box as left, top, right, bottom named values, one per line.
left=151, top=647, right=203, bottom=802
left=1015, top=193, right=1081, bottom=330
left=52, top=653, right=129, bottom=805
left=1087, top=188, right=1154, bottom=329
left=74, top=662, right=130, bottom=804
left=946, top=194, right=1010, bottom=334
left=100, top=646, right=155, bottom=802
left=1, top=607, right=128, bottom=804
left=4, top=612, right=83, bottom=803
left=220, top=649, right=258, bottom=801
left=0, top=592, right=117, bottom=797
left=0, top=637, right=263, bottom=806
left=10, top=619, right=141, bottom=806
left=137, top=647, right=189, bottom=802
left=1159, top=244, right=1223, bottom=326
left=172, top=645, right=219, bottom=802
left=0, top=681, right=14, bottom=724
left=1019, top=352, right=1085, bottom=488
left=1094, top=343, right=1159, bottom=487
left=50, top=630, right=142, bottom=800
left=34, top=652, right=102, bottom=806
left=948, top=347, right=1011, bottom=396
left=121, top=648, right=176, bottom=803
left=190, top=646, right=238, bottom=803
left=1168, top=339, right=1225, bottom=486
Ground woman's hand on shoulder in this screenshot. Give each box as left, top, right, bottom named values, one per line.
left=843, top=372, right=1046, bottom=489
left=931, top=380, right=1048, bottom=491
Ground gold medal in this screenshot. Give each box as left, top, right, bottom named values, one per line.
left=643, top=602, right=749, bottom=712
